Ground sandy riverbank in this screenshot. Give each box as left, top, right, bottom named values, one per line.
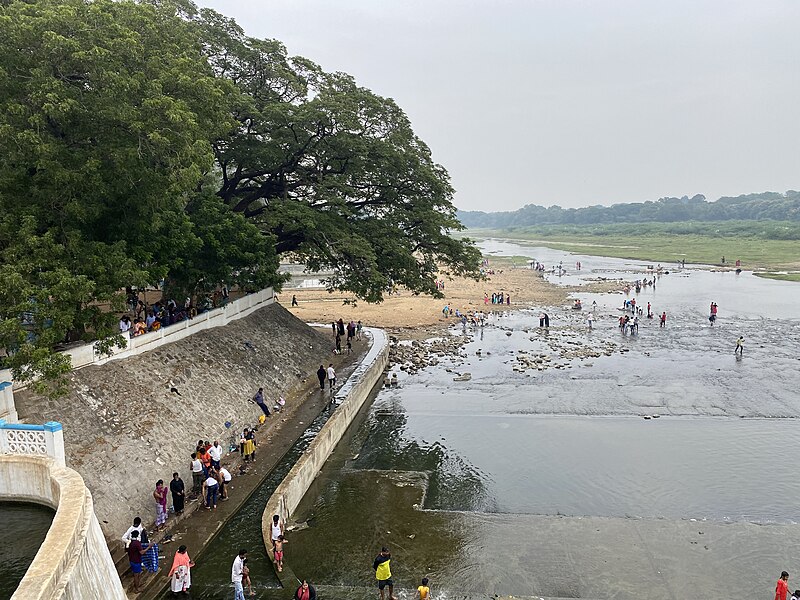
left=281, top=259, right=614, bottom=335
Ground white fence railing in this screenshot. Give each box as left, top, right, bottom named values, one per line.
left=0, top=419, right=65, bottom=467
left=0, top=287, right=275, bottom=392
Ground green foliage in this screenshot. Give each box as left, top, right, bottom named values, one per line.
left=466, top=221, right=800, bottom=270
left=193, top=13, right=481, bottom=301
left=459, top=192, right=800, bottom=228
left=0, top=0, right=480, bottom=388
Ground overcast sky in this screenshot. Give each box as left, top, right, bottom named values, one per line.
left=198, top=0, right=800, bottom=212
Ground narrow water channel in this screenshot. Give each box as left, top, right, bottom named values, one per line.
left=160, top=383, right=380, bottom=600
left=0, top=502, right=54, bottom=600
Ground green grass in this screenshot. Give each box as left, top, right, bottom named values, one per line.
left=460, top=222, right=800, bottom=270
left=753, top=272, right=800, bottom=282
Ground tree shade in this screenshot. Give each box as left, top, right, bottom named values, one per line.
left=0, top=0, right=480, bottom=392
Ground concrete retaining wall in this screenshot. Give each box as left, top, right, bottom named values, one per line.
left=261, top=327, right=388, bottom=544
left=15, top=303, right=332, bottom=539
left=0, top=287, right=274, bottom=391
left=0, top=455, right=126, bottom=600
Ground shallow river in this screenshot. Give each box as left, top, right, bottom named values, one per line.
left=187, top=243, right=800, bottom=599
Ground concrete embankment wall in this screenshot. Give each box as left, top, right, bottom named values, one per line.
left=261, top=327, right=388, bottom=543
left=0, top=455, right=125, bottom=600
left=14, top=303, right=331, bottom=538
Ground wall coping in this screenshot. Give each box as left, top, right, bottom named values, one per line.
left=1, top=455, right=126, bottom=600
left=0, top=287, right=275, bottom=391
left=261, top=326, right=389, bottom=555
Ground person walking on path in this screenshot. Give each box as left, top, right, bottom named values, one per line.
left=168, top=545, right=194, bottom=594
left=776, top=571, right=790, bottom=600
left=154, top=480, right=168, bottom=531
left=252, top=387, right=271, bottom=417
left=295, top=580, right=316, bottom=600
left=292, top=294, right=298, bottom=307
left=373, top=546, right=396, bottom=600
left=170, top=472, right=185, bottom=515
left=327, top=364, right=336, bottom=390
left=316, top=365, right=326, bottom=390
left=735, top=336, right=744, bottom=355
left=232, top=549, right=247, bottom=600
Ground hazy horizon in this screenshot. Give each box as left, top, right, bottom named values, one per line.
left=197, top=0, right=800, bottom=212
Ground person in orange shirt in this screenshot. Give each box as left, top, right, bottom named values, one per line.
left=199, top=446, right=212, bottom=477
left=776, top=571, right=790, bottom=600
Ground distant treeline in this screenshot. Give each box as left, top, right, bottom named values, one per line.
left=472, top=220, right=800, bottom=241
left=458, top=191, right=800, bottom=228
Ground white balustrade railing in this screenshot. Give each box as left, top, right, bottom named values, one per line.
left=0, top=420, right=65, bottom=467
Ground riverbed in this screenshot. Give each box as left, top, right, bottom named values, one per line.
left=282, top=242, right=800, bottom=600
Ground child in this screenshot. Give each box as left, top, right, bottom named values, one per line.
left=417, top=577, right=430, bottom=600
left=274, top=534, right=286, bottom=572
left=243, top=557, right=255, bottom=597
left=792, top=591, right=800, bottom=600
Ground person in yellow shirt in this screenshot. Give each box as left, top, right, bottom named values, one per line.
left=372, top=547, right=396, bottom=600
left=417, top=577, right=430, bottom=600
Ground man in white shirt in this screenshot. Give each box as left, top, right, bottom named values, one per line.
left=190, top=452, right=204, bottom=495
left=208, top=441, right=222, bottom=470
left=121, top=516, right=144, bottom=548
left=231, top=549, right=247, bottom=600
left=326, top=364, right=336, bottom=389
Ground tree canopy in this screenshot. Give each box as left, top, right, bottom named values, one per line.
left=0, top=0, right=480, bottom=390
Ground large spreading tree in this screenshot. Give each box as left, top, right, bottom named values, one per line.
left=0, top=0, right=480, bottom=391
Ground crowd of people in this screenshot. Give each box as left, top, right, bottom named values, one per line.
left=331, top=317, right=363, bottom=355
left=119, top=286, right=232, bottom=338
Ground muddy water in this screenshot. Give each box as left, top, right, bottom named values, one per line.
left=0, top=502, right=54, bottom=599
left=282, top=244, right=800, bottom=599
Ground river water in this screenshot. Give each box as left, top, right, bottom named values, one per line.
left=0, top=502, right=54, bottom=599
left=185, top=242, right=800, bottom=599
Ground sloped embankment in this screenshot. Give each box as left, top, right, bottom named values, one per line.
left=15, top=303, right=330, bottom=538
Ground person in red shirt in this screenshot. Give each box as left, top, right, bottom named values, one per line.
left=776, top=571, right=790, bottom=600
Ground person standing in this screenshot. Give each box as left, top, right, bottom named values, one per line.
left=168, top=545, right=194, bottom=594
left=327, top=364, right=336, bottom=390
left=292, top=294, right=298, bottom=307
left=154, top=480, right=168, bottom=531
left=232, top=549, right=247, bottom=600
left=170, top=472, right=185, bottom=515
left=735, top=336, right=744, bottom=355
left=776, top=571, right=790, bottom=600
left=373, top=547, right=396, bottom=600
left=270, top=514, right=285, bottom=548
left=208, top=441, right=223, bottom=470
left=127, top=529, right=148, bottom=593
left=316, top=365, right=326, bottom=390
left=252, top=387, right=271, bottom=417
left=660, top=312, right=667, bottom=328
left=190, top=453, right=204, bottom=496
left=587, top=313, right=594, bottom=330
